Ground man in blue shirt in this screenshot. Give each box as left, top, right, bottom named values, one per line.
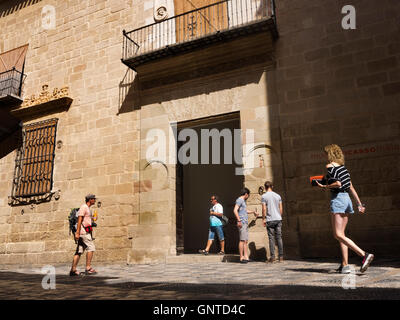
left=233, top=188, right=258, bottom=263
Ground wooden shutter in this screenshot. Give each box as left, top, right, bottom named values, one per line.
left=0, top=44, right=28, bottom=73
left=174, top=0, right=228, bottom=42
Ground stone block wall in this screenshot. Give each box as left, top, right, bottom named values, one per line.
left=0, top=0, right=150, bottom=265
left=273, top=0, right=400, bottom=258
left=0, top=0, right=399, bottom=266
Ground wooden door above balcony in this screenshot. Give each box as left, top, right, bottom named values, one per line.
left=121, top=0, right=278, bottom=88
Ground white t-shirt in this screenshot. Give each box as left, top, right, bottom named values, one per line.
left=210, top=203, right=223, bottom=227
left=261, top=191, right=282, bottom=222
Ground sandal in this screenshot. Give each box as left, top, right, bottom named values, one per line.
left=198, top=249, right=209, bottom=255
left=218, top=251, right=225, bottom=255
left=84, top=267, right=97, bottom=275
left=69, top=270, right=80, bottom=276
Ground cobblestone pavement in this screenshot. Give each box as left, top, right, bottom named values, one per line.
left=0, top=258, right=399, bottom=300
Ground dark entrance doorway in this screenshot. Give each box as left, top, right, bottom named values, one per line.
left=176, top=112, right=244, bottom=254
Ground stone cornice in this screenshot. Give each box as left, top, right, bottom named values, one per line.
left=10, top=84, right=72, bottom=119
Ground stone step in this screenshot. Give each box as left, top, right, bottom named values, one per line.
left=166, top=254, right=240, bottom=264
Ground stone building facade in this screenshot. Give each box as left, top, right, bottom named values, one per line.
left=0, top=0, right=398, bottom=266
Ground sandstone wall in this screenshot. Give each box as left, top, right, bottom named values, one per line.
left=273, top=0, right=400, bottom=258
left=0, top=0, right=399, bottom=266
left=0, top=0, right=151, bottom=265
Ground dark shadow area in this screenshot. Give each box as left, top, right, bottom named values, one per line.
left=0, top=109, right=22, bottom=159
left=0, top=0, right=42, bottom=18
left=221, top=254, right=240, bottom=263
left=10, top=97, right=72, bottom=123
left=367, top=259, right=400, bottom=269
left=287, top=268, right=371, bottom=278
left=286, top=268, right=339, bottom=274
left=0, top=270, right=398, bottom=300
left=248, top=242, right=267, bottom=262
left=265, top=0, right=400, bottom=262
left=0, top=270, right=119, bottom=286
left=118, top=68, right=141, bottom=114
left=178, top=116, right=243, bottom=254
left=118, top=65, right=265, bottom=114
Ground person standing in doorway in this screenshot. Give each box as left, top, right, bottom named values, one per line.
left=233, top=188, right=258, bottom=263
left=69, top=194, right=97, bottom=276
left=261, top=181, right=284, bottom=263
left=315, top=144, right=374, bottom=274
left=199, top=195, right=225, bottom=255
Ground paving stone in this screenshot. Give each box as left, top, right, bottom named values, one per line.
left=0, top=258, right=399, bottom=299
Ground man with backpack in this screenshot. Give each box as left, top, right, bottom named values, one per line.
left=198, top=195, right=225, bottom=255
left=69, top=194, right=97, bottom=276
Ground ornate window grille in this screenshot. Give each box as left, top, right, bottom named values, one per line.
left=10, top=118, right=58, bottom=205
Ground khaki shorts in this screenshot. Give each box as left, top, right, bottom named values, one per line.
left=75, top=233, right=96, bottom=254
left=238, top=222, right=249, bottom=241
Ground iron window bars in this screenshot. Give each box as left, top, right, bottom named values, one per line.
left=123, top=0, right=276, bottom=61
left=10, top=118, right=58, bottom=205
left=0, top=67, right=26, bottom=97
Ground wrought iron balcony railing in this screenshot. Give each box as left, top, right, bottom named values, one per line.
left=0, top=67, right=26, bottom=98
left=122, top=0, right=277, bottom=65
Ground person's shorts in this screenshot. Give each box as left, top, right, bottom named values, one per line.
left=208, top=225, right=224, bottom=241
left=75, top=233, right=96, bottom=254
left=238, top=222, right=249, bottom=241
left=330, top=192, right=354, bottom=214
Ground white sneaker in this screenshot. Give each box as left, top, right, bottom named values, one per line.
left=341, top=265, right=352, bottom=274
left=360, top=253, right=374, bottom=273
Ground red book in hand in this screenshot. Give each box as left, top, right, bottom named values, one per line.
left=310, top=175, right=325, bottom=186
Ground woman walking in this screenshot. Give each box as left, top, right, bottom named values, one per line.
left=316, top=144, right=374, bottom=274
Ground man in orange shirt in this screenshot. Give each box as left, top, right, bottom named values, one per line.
left=69, top=194, right=97, bottom=276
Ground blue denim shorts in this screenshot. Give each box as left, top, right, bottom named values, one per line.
left=208, top=225, right=224, bottom=241
left=330, top=192, right=354, bottom=214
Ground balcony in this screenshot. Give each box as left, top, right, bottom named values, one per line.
left=0, top=68, right=26, bottom=108
left=121, top=0, right=278, bottom=86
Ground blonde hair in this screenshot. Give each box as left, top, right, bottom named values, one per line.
left=324, top=144, right=345, bottom=165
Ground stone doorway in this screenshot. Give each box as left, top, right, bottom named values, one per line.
left=176, top=112, right=244, bottom=254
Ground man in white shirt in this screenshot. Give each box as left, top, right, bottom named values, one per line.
left=199, top=195, right=225, bottom=255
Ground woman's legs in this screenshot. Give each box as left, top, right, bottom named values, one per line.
left=339, top=214, right=349, bottom=266
left=331, top=213, right=365, bottom=258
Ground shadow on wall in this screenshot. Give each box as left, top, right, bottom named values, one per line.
left=267, top=0, right=400, bottom=260
left=249, top=242, right=267, bottom=261
left=118, top=68, right=141, bottom=114
left=0, top=0, right=42, bottom=18
left=118, top=66, right=266, bottom=115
